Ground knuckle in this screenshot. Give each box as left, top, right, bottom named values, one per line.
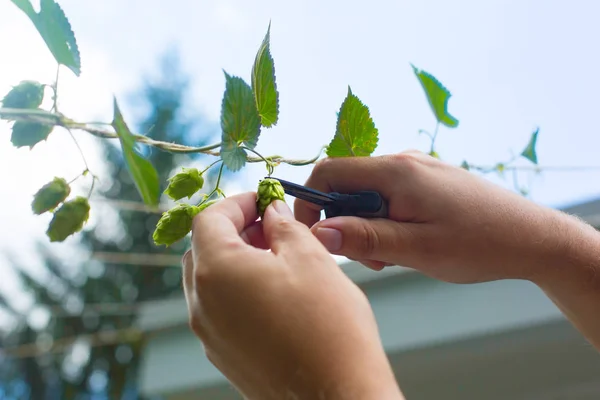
left=204, top=346, right=217, bottom=366
left=193, top=239, right=245, bottom=288
left=313, top=157, right=334, bottom=173
left=188, top=312, right=203, bottom=338
left=357, top=222, right=381, bottom=257
left=275, top=217, right=302, bottom=235
left=389, top=151, right=423, bottom=170
left=193, top=265, right=211, bottom=288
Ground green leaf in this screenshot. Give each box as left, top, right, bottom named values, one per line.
left=111, top=97, right=160, bottom=206
left=220, top=71, right=262, bottom=171
left=10, top=0, right=81, bottom=76
left=326, top=86, right=379, bottom=157
left=412, top=64, right=458, bottom=128
left=10, top=0, right=36, bottom=19
left=521, top=127, right=539, bottom=164
left=2, top=81, right=44, bottom=109
left=11, top=120, right=54, bottom=149
left=251, top=22, right=279, bottom=128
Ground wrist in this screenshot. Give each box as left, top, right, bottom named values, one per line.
left=529, top=209, right=600, bottom=292
left=284, top=345, right=404, bottom=400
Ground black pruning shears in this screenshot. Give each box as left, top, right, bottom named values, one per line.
left=269, top=177, right=388, bottom=219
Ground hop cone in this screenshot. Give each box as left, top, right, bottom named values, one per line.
left=153, top=203, right=202, bottom=247
left=164, top=167, right=204, bottom=201
left=32, top=177, right=71, bottom=215
left=46, top=197, right=91, bottom=242
left=11, top=121, right=54, bottom=149
left=2, top=81, right=44, bottom=109
left=257, top=178, right=285, bottom=217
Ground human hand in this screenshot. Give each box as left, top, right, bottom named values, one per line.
left=182, top=192, right=404, bottom=400
left=294, top=150, right=585, bottom=284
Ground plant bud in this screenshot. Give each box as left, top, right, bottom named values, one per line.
left=256, top=178, right=285, bottom=217
left=11, top=121, right=54, bottom=149
left=1, top=81, right=44, bottom=109
left=46, top=197, right=91, bottom=242
left=153, top=203, right=202, bottom=247
left=164, top=167, right=204, bottom=200
left=31, top=177, right=71, bottom=215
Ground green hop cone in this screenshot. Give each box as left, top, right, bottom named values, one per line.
left=11, top=121, right=54, bottom=149
left=46, top=196, right=91, bottom=242
left=153, top=203, right=203, bottom=247
left=32, top=177, right=71, bottom=215
left=2, top=81, right=44, bottom=109
left=164, top=167, right=204, bottom=201
left=256, top=178, right=286, bottom=217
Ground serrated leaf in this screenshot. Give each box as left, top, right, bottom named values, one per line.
left=10, top=0, right=36, bottom=19
left=111, top=97, right=160, bottom=206
left=326, top=86, right=379, bottom=157
left=2, top=81, right=44, bottom=109
left=412, top=64, right=458, bottom=128
left=521, top=127, right=539, bottom=164
left=10, top=0, right=81, bottom=76
left=11, top=120, right=54, bottom=149
left=220, top=71, right=261, bottom=171
left=251, top=22, right=279, bottom=127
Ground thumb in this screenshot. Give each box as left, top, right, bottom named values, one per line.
left=262, top=200, right=318, bottom=255
left=310, top=216, right=419, bottom=265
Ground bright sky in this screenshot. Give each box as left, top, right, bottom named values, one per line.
left=1, top=0, right=600, bottom=324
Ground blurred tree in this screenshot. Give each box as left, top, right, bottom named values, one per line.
left=0, top=49, right=228, bottom=399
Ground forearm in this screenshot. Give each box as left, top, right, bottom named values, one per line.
left=532, top=211, right=600, bottom=350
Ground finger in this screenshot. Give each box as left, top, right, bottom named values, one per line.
left=193, top=192, right=259, bottom=236
left=191, top=192, right=262, bottom=260
left=310, top=216, right=422, bottom=265
left=294, top=155, right=398, bottom=228
left=344, top=255, right=387, bottom=271
left=262, top=200, right=321, bottom=256
left=182, top=249, right=194, bottom=301
left=359, top=260, right=390, bottom=271
left=240, top=221, right=269, bottom=250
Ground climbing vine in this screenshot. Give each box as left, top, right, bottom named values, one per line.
left=3, top=0, right=546, bottom=247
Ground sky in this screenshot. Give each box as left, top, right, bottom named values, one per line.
left=1, top=0, right=600, bottom=325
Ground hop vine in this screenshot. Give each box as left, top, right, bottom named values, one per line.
left=2, top=0, right=563, bottom=246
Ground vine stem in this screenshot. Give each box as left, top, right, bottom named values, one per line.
left=200, top=159, right=222, bottom=175
left=198, top=162, right=226, bottom=205
left=66, top=128, right=90, bottom=171
left=468, top=165, right=600, bottom=172
left=3, top=108, right=600, bottom=174
left=0, top=108, right=323, bottom=166
left=241, top=145, right=274, bottom=175
left=51, top=64, right=60, bottom=112
left=430, top=122, right=440, bottom=154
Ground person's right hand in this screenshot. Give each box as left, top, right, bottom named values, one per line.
left=294, top=150, right=599, bottom=286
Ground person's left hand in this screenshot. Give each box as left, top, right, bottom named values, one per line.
left=182, top=192, right=403, bottom=400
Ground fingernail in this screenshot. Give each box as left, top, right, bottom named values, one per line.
left=272, top=200, right=294, bottom=220
left=315, top=227, right=342, bottom=252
